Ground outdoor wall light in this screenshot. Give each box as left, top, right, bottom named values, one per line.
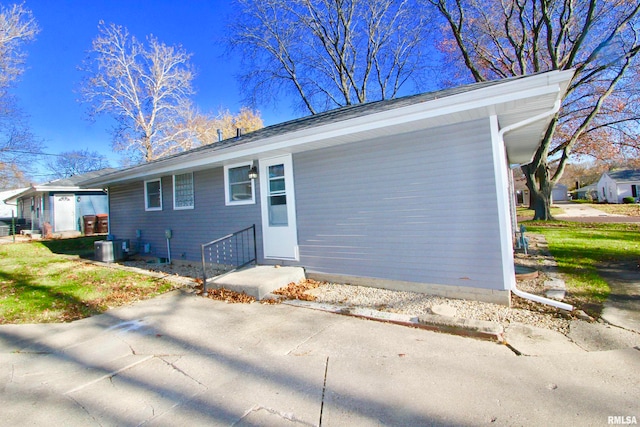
left=248, top=165, right=258, bottom=180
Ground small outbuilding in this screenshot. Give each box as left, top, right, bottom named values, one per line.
left=572, top=184, right=598, bottom=201
left=82, top=71, right=573, bottom=305
left=551, top=184, right=568, bottom=203
left=5, top=169, right=114, bottom=235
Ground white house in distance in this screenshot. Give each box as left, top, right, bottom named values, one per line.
left=82, top=70, right=573, bottom=306
left=0, top=188, right=27, bottom=236
left=597, top=169, right=640, bottom=203
left=0, top=188, right=27, bottom=219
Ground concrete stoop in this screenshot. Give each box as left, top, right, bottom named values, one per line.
left=209, top=266, right=306, bottom=299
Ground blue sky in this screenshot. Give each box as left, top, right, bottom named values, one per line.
left=13, top=0, right=296, bottom=176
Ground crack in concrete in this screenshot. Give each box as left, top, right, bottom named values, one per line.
left=286, top=319, right=346, bottom=356
left=123, top=340, right=137, bottom=356
left=232, top=404, right=315, bottom=426
left=319, top=356, right=329, bottom=427
left=64, top=355, right=154, bottom=395
left=158, top=356, right=207, bottom=388
left=502, top=342, right=523, bottom=356
left=66, top=394, right=104, bottom=426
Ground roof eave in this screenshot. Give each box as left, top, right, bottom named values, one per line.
left=82, top=70, right=574, bottom=187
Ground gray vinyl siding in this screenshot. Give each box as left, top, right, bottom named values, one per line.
left=108, top=117, right=506, bottom=291
left=108, top=168, right=261, bottom=262
left=293, top=118, right=506, bottom=290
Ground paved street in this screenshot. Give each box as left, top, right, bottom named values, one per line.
left=1, top=290, right=638, bottom=426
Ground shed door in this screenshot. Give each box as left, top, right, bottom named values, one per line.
left=54, top=194, right=76, bottom=232
left=259, top=155, right=299, bottom=260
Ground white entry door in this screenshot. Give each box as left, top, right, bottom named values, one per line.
left=54, top=194, right=76, bottom=232
left=259, top=155, right=299, bottom=260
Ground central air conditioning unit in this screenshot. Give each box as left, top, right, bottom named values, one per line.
left=94, top=239, right=130, bottom=262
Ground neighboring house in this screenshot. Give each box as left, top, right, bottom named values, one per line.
left=513, top=183, right=568, bottom=207
left=597, top=170, right=640, bottom=203
left=0, top=188, right=28, bottom=236
left=551, top=183, right=568, bottom=202
left=572, top=184, right=598, bottom=201
left=82, top=70, right=573, bottom=305
left=0, top=188, right=27, bottom=218
left=5, top=169, right=114, bottom=234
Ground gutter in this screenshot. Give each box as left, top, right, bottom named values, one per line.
left=499, top=98, right=574, bottom=312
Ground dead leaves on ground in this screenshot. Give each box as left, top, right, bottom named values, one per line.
left=196, top=286, right=256, bottom=304
left=272, top=279, right=323, bottom=301
left=195, top=279, right=326, bottom=304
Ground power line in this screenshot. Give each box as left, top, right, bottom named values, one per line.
left=1, top=149, right=63, bottom=157
left=1, top=149, right=108, bottom=160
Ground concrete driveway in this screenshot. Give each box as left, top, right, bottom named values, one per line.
left=554, top=201, right=624, bottom=217
left=1, top=290, right=638, bottom=426
left=554, top=201, right=640, bottom=222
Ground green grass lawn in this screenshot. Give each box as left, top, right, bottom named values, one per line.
left=518, top=202, right=640, bottom=219
left=516, top=206, right=564, bottom=220
left=0, top=238, right=176, bottom=324
left=524, top=221, right=640, bottom=316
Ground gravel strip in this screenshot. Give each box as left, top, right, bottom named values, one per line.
left=119, top=235, right=572, bottom=334
left=309, top=282, right=570, bottom=334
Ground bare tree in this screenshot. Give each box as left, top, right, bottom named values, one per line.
left=0, top=3, right=38, bottom=97
left=44, top=149, right=111, bottom=180
left=80, top=22, right=196, bottom=163
left=0, top=119, right=41, bottom=188
left=228, top=0, right=432, bottom=114
left=0, top=3, right=40, bottom=187
left=429, top=0, right=640, bottom=219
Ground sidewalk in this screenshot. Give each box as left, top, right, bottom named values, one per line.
left=598, top=260, right=640, bottom=333
left=554, top=201, right=625, bottom=217
left=552, top=201, right=640, bottom=334
left=553, top=201, right=640, bottom=222
left=1, top=290, right=639, bottom=426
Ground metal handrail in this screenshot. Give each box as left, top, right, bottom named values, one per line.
left=201, top=224, right=257, bottom=293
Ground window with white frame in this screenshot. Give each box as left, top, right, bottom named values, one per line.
left=173, top=173, right=194, bottom=209
left=224, top=163, right=255, bottom=205
left=145, top=178, right=162, bottom=211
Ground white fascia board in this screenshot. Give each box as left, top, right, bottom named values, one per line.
left=41, top=186, right=105, bottom=192
left=91, top=71, right=572, bottom=186
left=8, top=186, right=105, bottom=201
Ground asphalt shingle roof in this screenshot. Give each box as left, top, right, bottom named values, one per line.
left=607, top=169, right=640, bottom=183
left=38, top=168, right=117, bottom=187
left=128, top=75, right=530, bottom=167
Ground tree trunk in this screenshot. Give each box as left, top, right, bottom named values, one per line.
left=522, top=161, right=553, bottom=220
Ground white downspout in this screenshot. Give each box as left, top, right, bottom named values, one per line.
left=499, top=99, right=574, bottom=312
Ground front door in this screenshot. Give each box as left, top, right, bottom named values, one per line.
left=259, top=155, right=299, bottom=260
left=54, top=194, right=76, bottom=232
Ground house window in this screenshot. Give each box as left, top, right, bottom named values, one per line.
left=224, top=162, right=255, bottom=205
left=145, top=179, right=162, bottom=211
left=173, top=173, right=194, bottom=210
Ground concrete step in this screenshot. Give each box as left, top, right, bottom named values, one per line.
left=208, top=265, right=305, bottom=300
